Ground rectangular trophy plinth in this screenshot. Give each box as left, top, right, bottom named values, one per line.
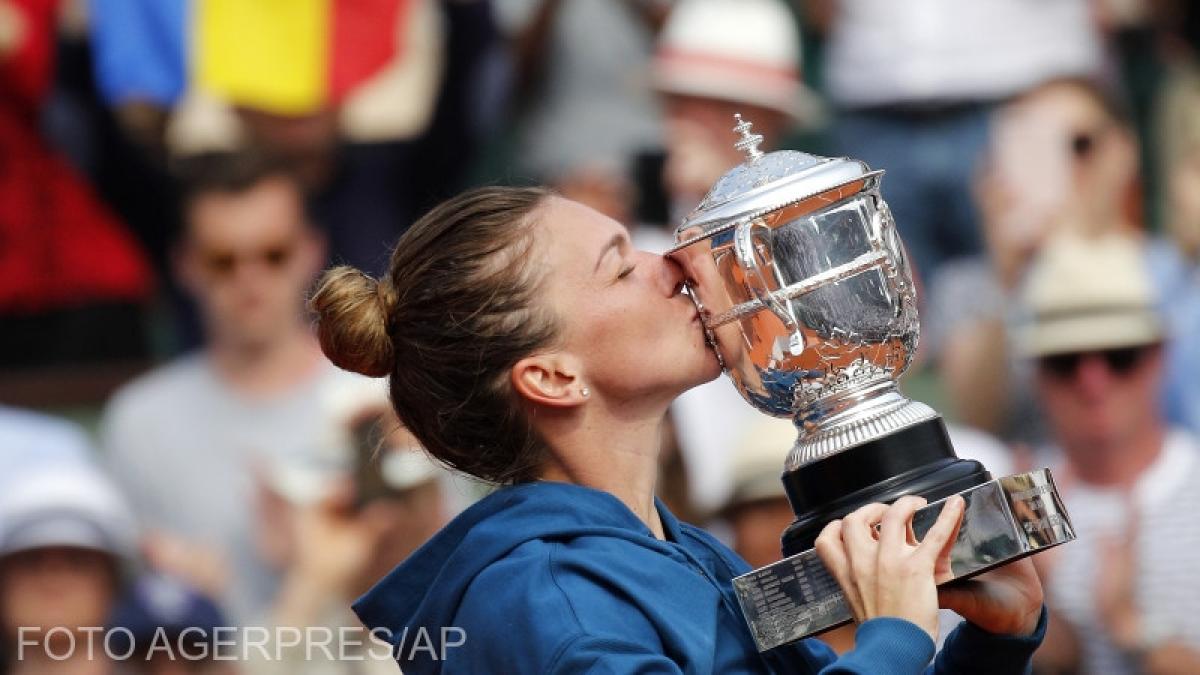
left=732, top=468, right=1075, bottom=652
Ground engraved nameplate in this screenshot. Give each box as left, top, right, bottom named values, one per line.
left=732, top=468, right=1075, bottom=652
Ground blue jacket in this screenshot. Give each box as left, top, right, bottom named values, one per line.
left=353, top=482, right=1045, bottom=674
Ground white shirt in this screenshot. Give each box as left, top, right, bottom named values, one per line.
left=825, top=0, right=1103, bottom=107
left=101, top=354, right=367, bottom=622
left=1046, top=430, right=1200, bottom=674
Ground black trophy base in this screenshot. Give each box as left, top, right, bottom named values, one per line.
left=780, top=417, right=990, bottom=557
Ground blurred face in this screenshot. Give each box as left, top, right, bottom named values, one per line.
left=662, top=96, right=788, bottom=205
left=180, top=177, right=324, bottom=349
left=1036, top=344, right=1163, bottom=459
left=535, top=198, right=721, bottom=407
left=0, top=547, right=117, bottom=638
left=664, top=96, right=787, bottom=153
left=1006, top=82, right=1137, bottom=220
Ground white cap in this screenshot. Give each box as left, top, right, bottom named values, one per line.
left=652, top=0, right=814, bottom=119
left=0, top=464, right=139, bottom=561
left=1020, top=230, right=1163, bottom=357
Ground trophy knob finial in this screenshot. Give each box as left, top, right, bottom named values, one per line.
left=732, top=114, right=764, bottom=163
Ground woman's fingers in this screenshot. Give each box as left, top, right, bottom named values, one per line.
left=841, top=502, right=889, bottom=616
left=842, top=502, right=889, bottom=550
left=816, top=519, right=867, bottom=621
left=916, top=495, right=966, bottom=565
left=878, top=495, right=927, bottom=548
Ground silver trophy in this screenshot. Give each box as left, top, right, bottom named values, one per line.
left=667, top=116, right=1075, bottom=651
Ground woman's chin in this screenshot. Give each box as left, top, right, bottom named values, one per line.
left=689, top=348, right=724, bottom=387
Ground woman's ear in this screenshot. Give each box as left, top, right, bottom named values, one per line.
left=511, top=354, right=588, bottom=408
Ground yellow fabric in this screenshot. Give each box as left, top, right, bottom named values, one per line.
left=194, top=0, right=331, bottom=115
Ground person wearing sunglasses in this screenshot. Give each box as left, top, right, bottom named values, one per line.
left=99, top=150, right=367, bottom=624
left=1021, top=230, right=1200, bottom=675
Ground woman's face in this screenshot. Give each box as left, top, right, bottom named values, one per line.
left=535, top=197, right=721, bottom=406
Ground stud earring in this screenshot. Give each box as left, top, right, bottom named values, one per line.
left=581, top=386, right=590, bottom=398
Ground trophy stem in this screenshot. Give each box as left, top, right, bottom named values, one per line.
left=779, top=416, right=990, bottom=557
left=788, top=381, right=938, bottom=470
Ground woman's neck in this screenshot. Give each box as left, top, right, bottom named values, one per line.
left=537, top=402, right=668, bottom=540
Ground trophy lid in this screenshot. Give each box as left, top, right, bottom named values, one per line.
left=670, top=115, right=878, bottom=251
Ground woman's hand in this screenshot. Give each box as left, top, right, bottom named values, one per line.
left=938, top=557, right=1044, bottom=637
left=815, top=495, right=965, bottom=642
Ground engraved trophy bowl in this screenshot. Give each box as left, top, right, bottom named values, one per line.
left=667, top=116, right=1075, bottom=650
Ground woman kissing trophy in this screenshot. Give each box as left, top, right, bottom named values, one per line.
left=668, top=116, right=1076, bottom=652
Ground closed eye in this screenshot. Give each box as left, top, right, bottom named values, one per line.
left=617, top=264, right=636, bottom=280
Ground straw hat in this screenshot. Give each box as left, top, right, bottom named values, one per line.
left=652, top=0, right=816, bottom=120
left=722, top=418, right=796, bottom=512
left=1019, top=231, right=1163, bottom=357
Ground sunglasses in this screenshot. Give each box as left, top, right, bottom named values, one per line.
left=1038, top=346, right=1154, bottom=379
left=1069, top=121, right=1114, bottom=160
left=200, top=242, right=296, bottom=278
left=1070, top=132, right=1095, bottom=158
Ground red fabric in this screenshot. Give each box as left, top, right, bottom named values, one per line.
left=0, top=0, right=152, bottom=312
left=1, top=0, right=56, bottom=110
left=329, top=0, right=409, bottom=103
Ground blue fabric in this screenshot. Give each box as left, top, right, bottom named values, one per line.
left=88, top=0, right=188, bottom=106
left=1146, top=239, right=1200, bottom=434
left=829, top=106, right=993, bottom=286
left=353, top=481, right=1045, bottom=674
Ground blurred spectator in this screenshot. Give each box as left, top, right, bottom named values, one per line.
left=248, top=385, right=453, bottom=675
left=1021, top=232, right=1200, bottom=674
left=0, top=406, right=92, bottom=493
left=0, top=0, right=153, bottom=370
left=0, top=463, right=138, bottom=675
left=493, top=0, right=666, bottom=190
left=928, top=78, right=1141, bottom=441
left=814, top=0, right=1103, bottom=283
left=99, top=151, right=364, bottom=622
left=718, top=418, right=795, bottom=571
left=106, top=574, right=235, bottom=675
left=1152, top=51, right=1200, bottom=437
left=652, top=0, right=812, bottom=225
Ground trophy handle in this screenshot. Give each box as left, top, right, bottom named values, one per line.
left=735, top=220, right=806, bottom=355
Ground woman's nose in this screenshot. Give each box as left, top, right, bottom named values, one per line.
left=658, top=251, right=687, bottom=296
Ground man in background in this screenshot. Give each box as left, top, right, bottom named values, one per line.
left=812, top=0, right=1103, bottom=282
left=100, top=151, right=362, bottom=622
left=1022, top=231, right=1200, bottom=674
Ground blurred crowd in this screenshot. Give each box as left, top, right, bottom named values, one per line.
left=2, top=0, right=1200, bottom=673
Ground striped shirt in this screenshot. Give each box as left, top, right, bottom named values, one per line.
left=1046, top=430, right=1200, bottom=674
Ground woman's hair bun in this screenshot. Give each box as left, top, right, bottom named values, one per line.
left=309, top=266, right=396, bottom=378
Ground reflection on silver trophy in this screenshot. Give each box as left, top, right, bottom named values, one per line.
left=667, top=115, right=1076, bottom=651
